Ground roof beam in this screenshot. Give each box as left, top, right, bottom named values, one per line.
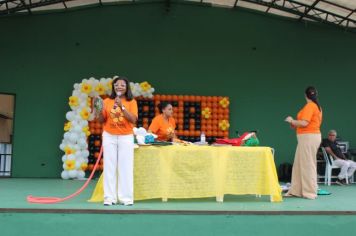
left=298, top=0, right=321, bottom=21
left=0, top=0, right=75, bottom=16
left=266, top=0, right=277, bottom=13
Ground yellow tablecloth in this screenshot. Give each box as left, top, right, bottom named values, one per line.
left=89, top=145, right=282, bottom=203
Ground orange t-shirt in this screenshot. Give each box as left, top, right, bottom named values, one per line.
left=296, top=102, right=322, bottom=134
left=102, top=98, right=138, bottom=135
left=148, top=114, right=176, bottom=141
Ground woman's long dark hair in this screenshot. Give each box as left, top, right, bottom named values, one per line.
left=109, top=76, right=134, bottom=101
left=157, top=102, right=171, bottom=114
left=305, top=86, right=321, bottom=111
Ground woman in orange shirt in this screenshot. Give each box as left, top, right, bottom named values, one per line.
left=284, top=86, right=322, bottom=199
left=148, top=102, right=177, bottom=142
left=94, top=76, right=138, bottom=206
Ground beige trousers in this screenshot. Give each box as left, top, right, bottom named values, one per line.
left=287, top=133, right=321, bottom=199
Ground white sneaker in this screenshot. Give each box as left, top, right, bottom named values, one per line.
left=103, top=200, right=116, bottom=206
left=119, top=201, right=133, bottom=206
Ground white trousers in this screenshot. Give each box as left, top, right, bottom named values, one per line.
left=102, top=131, right=134, bottom=204
left=334, top=159, right=356, bottom=180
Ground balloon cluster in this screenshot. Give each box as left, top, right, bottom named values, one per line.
left=138, top=95, right=230, bottom=143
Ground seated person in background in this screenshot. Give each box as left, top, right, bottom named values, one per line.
left=322, top=129, right=356, bottom=185
left=148, top=102, right=177, bottom=142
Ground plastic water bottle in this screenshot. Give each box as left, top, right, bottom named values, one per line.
left=200, top=132, right=206, bottom=144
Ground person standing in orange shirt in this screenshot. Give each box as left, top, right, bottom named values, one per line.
left=284, top=86, right=322, bottom=199
left=94, top=76, right=138, bottom=206
left=148, top=102, right=176, bottom=142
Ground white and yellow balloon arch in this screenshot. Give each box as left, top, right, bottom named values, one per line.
left=59, top=76, right=154, bottom=179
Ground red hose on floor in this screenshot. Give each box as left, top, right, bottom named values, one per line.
left=27, top=146, right=103, bottom=204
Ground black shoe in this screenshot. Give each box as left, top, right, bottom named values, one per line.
left=335, top=179, right=344, bottom=186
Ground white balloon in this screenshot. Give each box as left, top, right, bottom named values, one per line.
left=80, top=120, right=88, bottom=127
left=59, top=143, right=66, bottom=151
left=73, top=145, right=81, bottom=152
left=64, top=132, right=71, bottom=141
left=66, top=111, right=75, bottom=121
left=82, top=79, right=88, bottom=83
left=68, top=170, right=78, bottom=179
left=72, top=125, right=82, bottom=134
left=77, top=171, right=85, bottom=179
left=69, top=132, right=79, bottom=143
left=67, top=154, right=75, bottom=160
left=61, top=171, right=69, bottom=179
left=61, top=155, right=67, bottom=162
left=80, top=93, right=88, bottom=100
left=78, top=139, right=87, bottom=149
left=74, top=83, right=80, bottom=90
left=79, top=132, right=86, bottom=139
left=75, top=160, right=82, bottom=169
left=82, top=150, right=89, bottom=158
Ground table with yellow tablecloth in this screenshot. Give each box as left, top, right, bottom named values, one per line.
left=89, top=145, right=282, bottom=203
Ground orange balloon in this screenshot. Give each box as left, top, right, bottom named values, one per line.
left=189, top=107, right=195, bottom=113
left=195, top=96, right=201, bottom=102
left=212, top=96, right=218, bottom=102
left=161, top=95, right=167, bottom=100
left=212, top=131, right=218, bottom=137
left=189, top=95, right=195, bottom=102
left=166, top=95, right=172, bottom=101
left=195, top=131, right=201, bottom=136
left=183, top=130, right=190, bottom=136
left=154, top=94, right=161, bottom=100
left=178, top=95, right=184, bottom=101
left=183, top=95, right=189, bottom=101
left=201, top=96, right=207, bottom=102
left=206, top=130, right=212, bottom=136
left=94, top=140, right=101, bottom=146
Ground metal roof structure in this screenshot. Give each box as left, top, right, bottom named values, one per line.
left=1, top=0, right=356, bottom=31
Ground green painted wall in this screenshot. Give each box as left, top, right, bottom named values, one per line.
left=1, top=3, right=355, bottom=178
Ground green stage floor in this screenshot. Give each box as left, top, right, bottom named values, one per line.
left=1, top=178, right=356, bottom=213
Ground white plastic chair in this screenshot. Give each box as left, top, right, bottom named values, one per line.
left=321, top=147, right=348, bottom=185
